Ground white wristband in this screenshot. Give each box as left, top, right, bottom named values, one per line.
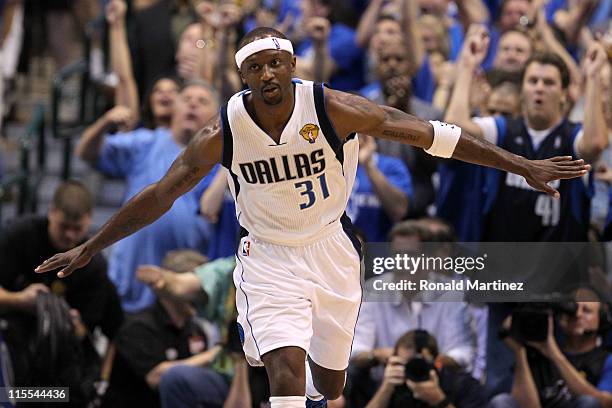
left=425, top=120, right=462, bottom=158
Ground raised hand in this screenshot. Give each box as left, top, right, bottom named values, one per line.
left=522, top=156, right=590, bottom=198
left=358, top=134, right=378, bottom=167
left=218, top=2, right=242, bottom=29
left=459, top=24, right=489, bottom=69
left=306, top=17, right=331, bottom=45
left=583, top=41, right=607, bottom=80
left=104, top=105, right=135, bottom=129
left=35, top=243, right=93, bottom=278
left=105, top=0, right=127, bottom=26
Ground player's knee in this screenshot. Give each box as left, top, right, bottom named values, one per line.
left=263, top=348, right=306, bottom=394
left=313, top=375, right=344, bottom=400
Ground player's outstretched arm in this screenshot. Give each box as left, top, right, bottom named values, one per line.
left=35, top=115, right=223, bottom=278
left=326, top=89, right=590, bottom=197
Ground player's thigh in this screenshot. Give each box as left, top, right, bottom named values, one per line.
left=308, top=235, right=362, bottom=371
left=234, top=241, right=314, bottom=366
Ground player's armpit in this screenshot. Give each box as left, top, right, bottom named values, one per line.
left=155, top=114, right=223, bottom=206
left=325, top=89, right=434, bottom=148
left=325, top=89, right=386, bottom=140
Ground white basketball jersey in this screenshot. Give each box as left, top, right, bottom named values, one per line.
left=220, top=79, right=359, bottom=246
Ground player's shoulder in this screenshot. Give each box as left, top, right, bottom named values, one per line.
left=324, top=87, right=385, bottom=120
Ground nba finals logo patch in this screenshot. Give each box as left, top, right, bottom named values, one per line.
left=242, top=240, right=251, bottom=256
left=300, top=124, right=319, bottom=144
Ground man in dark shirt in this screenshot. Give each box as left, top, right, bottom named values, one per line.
left=0, top=180, right=123, bottom=391
left=366, top=329, right=488, bottom=408
left=107, top=252, right=228, bottom=408
left=491, top=286, right=612, bottom=408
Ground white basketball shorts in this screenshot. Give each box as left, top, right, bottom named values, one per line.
left=234, top=224, right=362, bottom=370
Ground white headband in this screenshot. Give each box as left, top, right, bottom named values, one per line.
left=235, top=37, right=294, bottom=68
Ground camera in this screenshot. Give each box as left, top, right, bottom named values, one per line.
left=405, top=355, right=435, bottom=382
left=404, top=329, right=436, bottom=382
left=510, top=301, right=577, bottom=343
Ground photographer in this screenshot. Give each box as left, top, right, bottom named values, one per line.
left=366, top=330, right=488, bottom=408
left=491, top=287, right=612, bottom=408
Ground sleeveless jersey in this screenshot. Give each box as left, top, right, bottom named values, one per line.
left=220, top=80, right=360, bottom=247
left=483, top=117, right=591, bottom=242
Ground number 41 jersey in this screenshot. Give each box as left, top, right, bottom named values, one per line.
left=220, top=80, right=359, bottom=246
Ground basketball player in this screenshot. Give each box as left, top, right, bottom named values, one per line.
left=36, top=27, right=590, bottom=407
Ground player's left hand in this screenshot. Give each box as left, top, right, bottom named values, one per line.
left=35, top=243, right=94, bottom=278
left=522, top=156, right=590, bottom=198
left=406, top=370, right=447, bottom=405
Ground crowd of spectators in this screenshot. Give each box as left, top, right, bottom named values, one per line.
left=0, top=0, right=611, bottom=406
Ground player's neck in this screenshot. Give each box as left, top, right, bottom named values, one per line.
left=246, top=85, right=296, bottom=141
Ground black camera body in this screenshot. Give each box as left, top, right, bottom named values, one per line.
left=404, top=329, right=436, bottom=382
left=510, top=302, right=578, bottom=343
left=405, top=354, right=435, bottom=382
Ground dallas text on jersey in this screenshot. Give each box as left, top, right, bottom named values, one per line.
left=238, top=149, right=325, bottom=184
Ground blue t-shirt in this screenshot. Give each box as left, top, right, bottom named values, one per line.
left=448, top=21, right=465, bottom=62
left=599, top=355, right=612, bottom=391
left=346, top=154, right=413, bottom=242
left=436, top=161, right=487, bottom=242
left=96, top=127, right=216, bottom=312
left=207, top=191, right=240, bottom=261
left=297, top=23, right=365, bottom=91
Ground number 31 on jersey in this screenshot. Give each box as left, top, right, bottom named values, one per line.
left=294, top=173, right=330, bottom=209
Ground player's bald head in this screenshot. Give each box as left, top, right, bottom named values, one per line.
left=239, top=27, right=288, bottom=49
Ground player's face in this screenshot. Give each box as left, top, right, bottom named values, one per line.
left=559, top=302, right=601, bottom=337
left=499, top=0, right=529, bottom=31
left=174, top=85, right=218, bottom=140
left=150, top=79, right=179, bottom=123
left=240, top=49, right=296, bottom=106
left=48, top=209, right=91, bottom=251
left=494, top=32, right=532, bottom=73
left=521, top=62, right=566, bottom=128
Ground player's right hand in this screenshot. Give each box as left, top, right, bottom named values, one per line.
left=34, top=243, right=93, bottom=278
